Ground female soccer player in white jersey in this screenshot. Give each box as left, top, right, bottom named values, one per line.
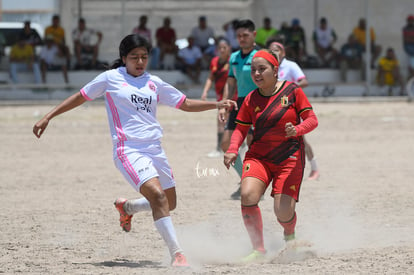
left=33, top=34, right=237, bottom=267
left=266, top=39, right=320, bottom=181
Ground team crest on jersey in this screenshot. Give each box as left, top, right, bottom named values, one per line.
left=148, top=81, right=156, bottom=92
left=290, top=185, right=296, bottom=192
left=281, top=95, right=289, bottom=107
left=254, top=106, right=261, bottom=113
left=244, top=163, right=250, bottom=172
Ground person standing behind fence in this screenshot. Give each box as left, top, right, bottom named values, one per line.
left=201, top=38, right=238, bottom=157
left=267, top=39, right=320, bottom=180
left=224, top=49, right=318, bottom=262
left=33, top=34, right=237, bottom=267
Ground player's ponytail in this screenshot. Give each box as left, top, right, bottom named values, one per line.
left=110, top=34, right=152, bottom=69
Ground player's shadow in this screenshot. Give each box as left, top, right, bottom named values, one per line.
left=92, top=258, right=163, bottom=268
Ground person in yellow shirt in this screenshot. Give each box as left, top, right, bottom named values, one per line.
left=45, top=15, right=70, bottom=67
left=377, top=48, right=404, bottom=95
left=9, top=37, right=41, bottom=83
left=352, top=18, right=382, bottom=68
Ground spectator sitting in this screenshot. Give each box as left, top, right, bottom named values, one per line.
left=191, top=16, right=215, bottom=67
left=9, top=37, right=41, bottom=84
left=45, top=14, right=70, bottom=68
left=255, top=17, right=278, bottom=48
left=339, top=34, right=365, bottom=82
left=72, top=18, right=103, bottom=69
left=352, top=18, right=382, bottom=68
left=39, top=34, right=69, bottom=83
left=177, top=36, right=202, bottom=84
left=377, top=47, right=405, bottom=96
left=313, top=17, right=338, bottom=68
left=402, top=14, right=414, bottom=79
left=286, top=18, right=307, bottom=67
left=155, top=17, right=177, bottom=70
left=19, top=21, right=42, bottom=50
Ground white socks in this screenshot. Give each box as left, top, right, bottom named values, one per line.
left=310, top=157, right=318, bottom=171
left=154, top=216, right=182, bottom=257
left=124, top=197, right=151, bottom=215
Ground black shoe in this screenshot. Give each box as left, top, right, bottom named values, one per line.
left=230, top=186, right=241, bottom=200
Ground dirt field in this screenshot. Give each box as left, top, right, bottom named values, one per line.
left=1, top=99, right=413, bottom=274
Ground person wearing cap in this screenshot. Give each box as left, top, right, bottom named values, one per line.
left=39, top=34, right=69, bottom=83
left=224, top=49, right=318, bottom=262
left=287, top=18, right=307, bottom=66
left=402, top=14, right=414, bottom=79
left=312, top=17, right=338, bottom=68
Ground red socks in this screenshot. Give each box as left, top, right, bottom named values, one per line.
left=278, top=212, right=297, bottom=236
left=241, top=205, right=265, bottom=253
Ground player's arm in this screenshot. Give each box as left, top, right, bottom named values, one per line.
left=224, top=123, right=250, bottom=169
left=179, top=98, right=237, bottom=113
left=223, top=77, right=236, bottom=100
left=33, top=92, right=87, bottom=138
left=297, top=77, right=309, bottom=88
left=201, top=72, right=214, bottom=100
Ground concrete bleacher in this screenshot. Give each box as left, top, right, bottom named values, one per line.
left=0, top=68, right=378, bottom=101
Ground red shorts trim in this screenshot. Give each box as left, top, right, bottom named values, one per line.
left=241, top=149, right=305, bottom=201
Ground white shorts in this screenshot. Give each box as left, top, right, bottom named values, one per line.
left=113, top=143, right=175, bottom=192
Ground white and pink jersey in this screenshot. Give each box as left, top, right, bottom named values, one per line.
left=278, top=58, right=306, bottom=84
left=80, top=67, right=186, bottom=148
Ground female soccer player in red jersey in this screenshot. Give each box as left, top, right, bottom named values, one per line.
left=223, top=49, right=318, bottom=261
left=201, top=38, right=237, bottom=157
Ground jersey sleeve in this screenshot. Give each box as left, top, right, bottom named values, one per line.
left=155, top=77, right=186, bottom=108
left=294, top=87, right=313, bottom=115
left=80, top=71, right=108, bottom=101
left=291, top=62, right=306, bottom=83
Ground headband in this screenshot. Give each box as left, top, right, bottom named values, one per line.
left=253, top=50, right=279, bottom=67
left=271, top=42, right=285, bottom=51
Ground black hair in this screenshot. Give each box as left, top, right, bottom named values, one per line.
left=235, top=19, right=255, bottom=31
left=215, top=36, right=230, bottom=46
left=110, top=34, right=152, bottom=69
left=265, top=35, right=285, bottom=49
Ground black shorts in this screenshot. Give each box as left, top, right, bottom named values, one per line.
left=225, top=96, right=245, bottom=130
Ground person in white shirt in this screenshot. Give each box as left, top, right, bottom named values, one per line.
left=39, top=34, right=68, bottom=83
left=33, top=34, right=237, bottom=267
left=267, top=39, right=320, bottom=180
left=72, top=17, right=103, bottom=68
left=312, top=17, right=338, bottom=68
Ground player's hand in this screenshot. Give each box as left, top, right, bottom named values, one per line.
left=223, top=152, right=238, bottom=169
left=33, top=117, right=49, bottom=138
left=285, top=122, right=297, bottom=137
left=200, top=94, right=207, bottom=101
left=217, top=99, right=238, bottom=111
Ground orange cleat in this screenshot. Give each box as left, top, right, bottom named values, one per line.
left=307, top=170, right=320, bottom=181
left=114, top=198, right=133, bottom=232
left=171, top=252, right=189, bottom=267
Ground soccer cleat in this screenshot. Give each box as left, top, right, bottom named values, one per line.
left=114, top=198, right=133, bottom=232
left=241, top=250, right=266, bottom=263
left=307, top=170, right=320, bottom=181
left=171, top=252, right=189, bottom=267
left=284, top=232, right=295, bottom=242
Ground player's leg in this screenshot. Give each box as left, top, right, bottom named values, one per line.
left=303, top=136, right=319, bottom=180
left=240, top=159, right=269, bottom=260
left=140, top=178, right=187, bottom=266
left=271, top=150, right=303, bottom=241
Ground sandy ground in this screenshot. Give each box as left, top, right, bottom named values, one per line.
left=1, top=99, right=414, bottom=274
